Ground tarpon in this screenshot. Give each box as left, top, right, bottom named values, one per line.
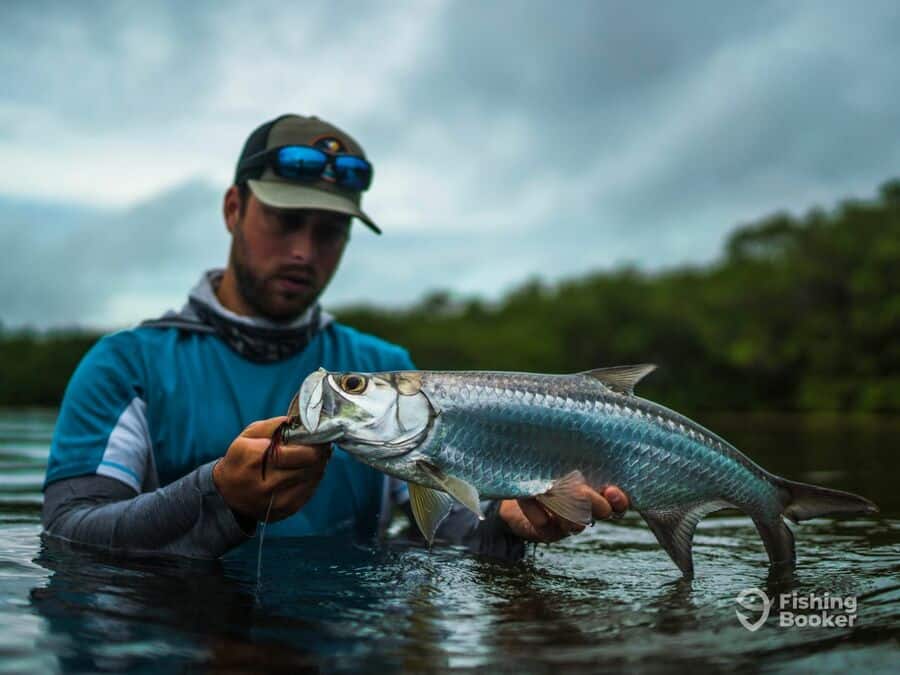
left=271, top=366, right=878, bottom=578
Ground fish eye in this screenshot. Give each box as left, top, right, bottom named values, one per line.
left=340, top=374, right=368, bottom=394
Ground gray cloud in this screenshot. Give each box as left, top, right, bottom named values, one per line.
left=395, top=1, right=900, bottom=219
left=0, top=183, right=226, bottom=328
left=2, top=1, right=220, bottom=134
left=0, top=179, right=585, bottom=328
left=1, top=1, right=898, bottom=328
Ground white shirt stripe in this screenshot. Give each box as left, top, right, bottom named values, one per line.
left=95, top=397, right=154, bottom=493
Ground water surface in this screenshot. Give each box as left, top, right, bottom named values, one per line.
left=1, top=408, right=898, bottom=673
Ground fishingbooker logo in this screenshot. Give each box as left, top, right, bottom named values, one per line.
left=735, top=588, right=858, bottom=631
left=735, top=588, right=771, bottom=631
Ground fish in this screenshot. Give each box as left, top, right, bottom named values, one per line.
left=269, top=365, right=879, bottom=578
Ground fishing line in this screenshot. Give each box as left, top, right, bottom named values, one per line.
left=256, top=492, right=275, bottom=590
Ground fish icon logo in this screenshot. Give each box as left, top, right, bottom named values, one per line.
left=736, top=588, right=771, bottom=632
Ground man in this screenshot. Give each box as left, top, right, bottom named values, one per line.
left=42, top=114, right=628, bottom=559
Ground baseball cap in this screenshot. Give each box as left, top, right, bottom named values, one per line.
left=234, top=114, right=381, bottom=234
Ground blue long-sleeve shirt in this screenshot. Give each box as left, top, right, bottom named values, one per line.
left=42, top=316, right=524, bottom=559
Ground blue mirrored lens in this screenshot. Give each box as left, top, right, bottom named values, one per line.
left=276, top=147, right=327, bottom=178
left=333, top=155, right=373, bottom=190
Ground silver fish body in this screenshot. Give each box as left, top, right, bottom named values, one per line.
left=409, top=371, right=778, bottom=509
left=286, top=366, right=878, bottom=578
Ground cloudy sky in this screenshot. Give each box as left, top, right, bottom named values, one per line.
left=2, top=0, right=899, bottom=329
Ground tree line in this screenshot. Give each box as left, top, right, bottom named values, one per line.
left=2, top=179, right=898, bottom=413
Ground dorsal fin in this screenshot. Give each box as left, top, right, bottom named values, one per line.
left=578, top=364, right=657, bottom=395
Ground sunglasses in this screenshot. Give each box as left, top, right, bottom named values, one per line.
left=239, top=145, right=374, bottom=191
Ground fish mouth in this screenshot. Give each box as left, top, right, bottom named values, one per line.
left=299, top=368, right=328, bottom=432
left=291, top=368, right=346, bottom=444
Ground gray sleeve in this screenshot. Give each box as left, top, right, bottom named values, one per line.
left=41, top=460, right=254, bottom=559
left=435, top=501, right=526, bottom=560
left=396, top=494, right=525, bottom=560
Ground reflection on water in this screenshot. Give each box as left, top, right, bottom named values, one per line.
left=1, top=409, right=898, bottom=673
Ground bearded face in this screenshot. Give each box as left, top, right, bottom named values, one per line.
left=228, top=196, right=350, bottom=321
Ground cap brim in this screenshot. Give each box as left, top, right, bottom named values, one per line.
left=247, top=179, right=382, bottom=234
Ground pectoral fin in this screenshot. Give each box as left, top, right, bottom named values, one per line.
left=416, top=461, right=484, bottom=519
left=640, top=500, right=730, bottom=578
left=408, top=483, right=455, bottom=545
left=535, top=470, right=593, bottom=526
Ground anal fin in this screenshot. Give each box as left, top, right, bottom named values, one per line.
left=408, top=483, right=455, bottom=545
left=641, top=500, right=730, bottom=578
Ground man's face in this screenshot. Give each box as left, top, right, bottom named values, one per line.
left=227, top=190, right=351, bottom=321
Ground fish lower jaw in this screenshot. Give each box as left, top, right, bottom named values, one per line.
left=340, top=440, right=416, bottom=464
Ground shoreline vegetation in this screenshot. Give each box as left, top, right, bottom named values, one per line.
left=2, top=179, right=898, bottom=413
left=4, top=408, right=900, bottom=428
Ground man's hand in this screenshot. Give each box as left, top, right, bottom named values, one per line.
left=498, top=485, right=629, bottom=542
left=213, top=416, right=331, bottom=523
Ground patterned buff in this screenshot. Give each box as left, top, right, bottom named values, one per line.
left=141, top=270, right=332, bottom=363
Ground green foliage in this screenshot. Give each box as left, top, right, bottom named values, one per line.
left=2, top=179, right=899, bottom=412
left=0, top=330, right=100, bottom=407
left=339, top=178, right=900, bottom=413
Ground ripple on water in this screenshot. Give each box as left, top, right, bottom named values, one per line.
left=0, top=410, right=897, bottom=673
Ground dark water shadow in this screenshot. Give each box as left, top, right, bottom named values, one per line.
left=30, top=536, right=410, bottom=673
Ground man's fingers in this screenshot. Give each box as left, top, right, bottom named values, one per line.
left=520, top=497, right=586, bottom=532
left=516, top=499, right=573, bottom=541
left=583, top=486, right=630, bottom=521
left=602, top=486, right=630, bottom=515
left=517, top=498, right=551, bottom=529
left=588, top=490, right=613, bottom=520
left=218, top=417, right=332, bottom=523
left=235, top=430, right=331, bottom=470
left=273, top=443, right=331, bottom=470
left=272, top=481, right=316, bottom=514
left=266, top=461, right=326, bottom=487
left=242, top=416, right=289, bottom=439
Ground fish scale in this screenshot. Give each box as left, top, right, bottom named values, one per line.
left=288, top=366, right=879, bottom=577
left=421, top=371, right=776, bottom=514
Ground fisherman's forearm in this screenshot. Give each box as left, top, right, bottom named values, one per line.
left=41, top=460, right=253, bottom=559
left=433, top=500, right=526, bottom=560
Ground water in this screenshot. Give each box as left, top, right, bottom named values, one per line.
left=1, top=409, right=898, bottom=674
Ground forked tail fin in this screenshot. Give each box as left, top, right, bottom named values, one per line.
left=753, top=517, right=795, bottom=571
left=752, top=477, right=879, bottom=574
left=776, top=478, right=879, bottom=523
left=642, top=479, right=878, bottom=578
